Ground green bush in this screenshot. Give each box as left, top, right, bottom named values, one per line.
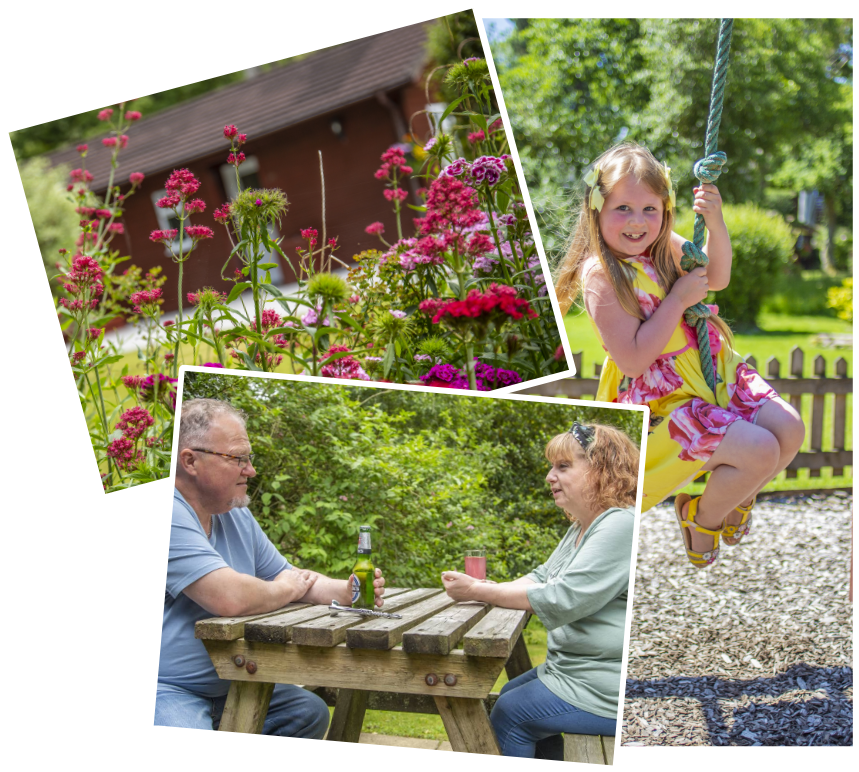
left=183, top=374, right=644, bottom=586
left=761, top=269, right=849, bottom=318
left=675, top=203, right=795, bottom=327
left=827, top=277, right=853, bottom=321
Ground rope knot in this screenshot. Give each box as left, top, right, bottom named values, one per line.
left=684, top=302, right=711, bottom=326
left=693, top=151, right=727, bottom=184
left=680, top=240, right=708, bottom=272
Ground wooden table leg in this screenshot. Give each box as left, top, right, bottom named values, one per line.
left=218, top=681, right=274, bottom=733
left=327, top=688, right=369, bottom=743
left=434, top=695, right=500, bottom=754
left=504, top=631, right=533, bottom=682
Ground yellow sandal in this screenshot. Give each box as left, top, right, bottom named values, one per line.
left=722, top=496, right=755, bottom=546
left=674, top=493, right=722, bottom=568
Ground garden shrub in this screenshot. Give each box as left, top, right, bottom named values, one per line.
left=675, top=203, right=795, bottom=327
left=827, top=277, right=853, bottom=321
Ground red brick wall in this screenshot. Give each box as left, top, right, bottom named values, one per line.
left=112, top=93, right=420, bottom=314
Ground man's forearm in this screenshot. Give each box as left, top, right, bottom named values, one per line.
left=298, top=571, right=350, bottom=606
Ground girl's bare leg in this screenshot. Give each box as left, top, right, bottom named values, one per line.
left=722, top=397, right=805, bottom=527
left=681, top=420, right=780, bottom=555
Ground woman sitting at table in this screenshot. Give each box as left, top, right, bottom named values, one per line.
left=442, top=422, right=638, bottom=759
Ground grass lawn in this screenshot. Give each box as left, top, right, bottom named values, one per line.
left=341, top=616, right=549, bottom=741
left=562, top=307, right=852, bottom=493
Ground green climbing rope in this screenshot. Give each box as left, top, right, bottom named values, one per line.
left=680, top=18, right=733, bottom=394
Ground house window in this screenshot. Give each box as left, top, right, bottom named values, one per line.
left=219, top=156, right=284, bottom=285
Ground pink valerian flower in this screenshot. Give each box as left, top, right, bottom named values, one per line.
left=115, top=405, right=155, bottom=440
left=320, top=346, right=371, bottom=381
left=129, top=172, right=145, bottom=187
left=70, top=169, right=94, bottom=183
left=236, top=134, right=247, bottom=146
left=122, top=375, right=145, bottom=390
left=184, top=198, right=206, bottom=214
left=107, top=437, right=143, bottom=471
left=227, top=151, right=246, bottom=166
left=108, top=223, right=124, bottom=234
left=129, top=287, right=163, bottom=313
left=139, top=374, right=178, bottom=410
left=150, top=229, right=179, bottom=243
left=383, top=188, right=408, bottom=202
left=727, top=362, right=778, bottom=423
left=223, top=124, right=238, bottom=139
left=71, top=350, right=86, bottom=365
left=95, top=209, right=112, bottom=219
left=76, top=144, right=88, bottom=153
left=125, top=110, right=142, bottom=121
left=618, top=356, right=684, bottom=405
left=102, top=137, right=117, bottom=148
left=184, top=225, right=214, bottom=240
left=213, top=203, right=231, bottom=223
left=468, top=130, right=485, bottom=144
left=97, top=108, right=114, bottom=121
left=119, top=135, right=129, bottom=149
left=156, top=192, right=181, bottom=209
left=365, top=221, right=385, bottom=236
left=164, top=353, right=175, bottom=363
left=668, top=398, right=741, bottom=463
left=164, top=168, right=201, bottom=197
left=300, top=228, right=318, bottom=240
left=328, top=237, right=338, bottom=248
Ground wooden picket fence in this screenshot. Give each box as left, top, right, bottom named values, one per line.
left=519, top=347, right=852, bottom=478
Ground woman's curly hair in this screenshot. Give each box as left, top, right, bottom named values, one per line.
left=545, top=423, right=639, bottom=517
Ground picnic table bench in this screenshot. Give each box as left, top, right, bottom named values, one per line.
left=195, top=587, right=532, bottom=754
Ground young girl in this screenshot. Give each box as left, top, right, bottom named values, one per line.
left=555, top=142, right=805, bottom=567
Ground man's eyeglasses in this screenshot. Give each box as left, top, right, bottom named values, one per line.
left=192, top=448, right=256, bottom=468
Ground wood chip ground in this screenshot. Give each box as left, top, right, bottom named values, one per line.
left=623, top=493, right=853, bottom=746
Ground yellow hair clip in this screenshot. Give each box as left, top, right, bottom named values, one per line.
left=664, top=165, right=676, bottom=211
left=584, top=165, right=604, bottom=212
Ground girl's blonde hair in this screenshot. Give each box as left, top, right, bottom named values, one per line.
left=555, top=141, right=733, bottom=352
left=544, top=423, right=639, bottom=517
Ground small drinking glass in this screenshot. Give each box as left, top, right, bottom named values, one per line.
left=464, top=549, right=487, bottom=581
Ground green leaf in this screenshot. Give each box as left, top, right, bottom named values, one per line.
left=382, top=342, right=395, bottom=377
left=227, top=282, right=252, bottom=303
left=257, top=262, right=279, bottom=270
left=439, top=94, right=469, bottom=125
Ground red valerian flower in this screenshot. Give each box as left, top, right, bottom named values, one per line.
left=184, top=225, right=214, bottom=239
left=97, top=108, right=114, bottom=121
left=125, top=111, right=142, bottom=121
left=223, top=124, right=238, bottom=139
left=226, top=152, right=246, bottom=166
left=115, top=405, right=155, bottom=440
left=77, top=144, right=88, bottom=153
left=156, top=193, right=181, bottom=209
left=102, top=137, right=117, bottom=147
left=70, top=169, right=94, bottom=183
left=95, top=209, right=112, bottom=219
left=383, top=188, right=408, bottom=202
left=365, top=222, right=385, bottom=235
left=213, top=203, right=231, bottom=223
left=236, top=134, right=247, bottom=146
left=184, top=199, right=206, bottom=214
left=164, top=168, right=201, bottom=197
left=119, top=134, right=129, bottom=149
left=129, top=172, right=145, bottom=186
left=108, top=223, right=124, bottom=234
left=150, top=229, right=179, bottom=243
left=129, top=288, right=163, bottom=313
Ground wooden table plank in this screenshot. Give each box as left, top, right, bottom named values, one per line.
left=195, top=603, right=312, bottom=641
left=243, top=587, right=411, bottom=643
left=463, top=608, right=530, bottom=658
left=346, top=591, right=457, bottom=650
left=434, top=695, right=500, bottom=755
left=291, top=588, right=441, bottom=647
left=402, top=601, right=490, bottom=655
left=203, top=640, right=507, bottom=698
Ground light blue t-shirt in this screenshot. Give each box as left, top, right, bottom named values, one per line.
left=526, top=506, right=634, bottom=719
left=158, top=489, right=291, bottom=697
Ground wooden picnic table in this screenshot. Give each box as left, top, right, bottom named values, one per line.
left=195, top=587, right=532, bottom=754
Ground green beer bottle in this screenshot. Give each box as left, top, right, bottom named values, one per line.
left=350, top=525, right=375, bottom=609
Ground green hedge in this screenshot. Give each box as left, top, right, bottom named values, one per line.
left=675, top=203, right=795, bottom=327
left=183, top=374, right=643, bottom=585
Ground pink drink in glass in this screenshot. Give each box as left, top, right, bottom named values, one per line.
left=464, top=550, right=486, bottom=580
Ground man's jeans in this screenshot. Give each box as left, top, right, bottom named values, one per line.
left=490, top=668, right=617, bottom=758
left=155, top=682, right=329, bottom=738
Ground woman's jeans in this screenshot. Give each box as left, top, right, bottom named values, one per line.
left=490, top=668, right=617, bottom=758
left=155, top=682, right=329, bottom=738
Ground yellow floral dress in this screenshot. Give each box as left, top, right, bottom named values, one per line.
left=590, top=254, right=778, bottom=512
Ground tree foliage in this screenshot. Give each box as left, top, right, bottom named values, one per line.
left=182, top=373, right=643, bottom=585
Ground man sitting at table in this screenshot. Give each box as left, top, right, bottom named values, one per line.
left=155, top=398, right=386, bottom=735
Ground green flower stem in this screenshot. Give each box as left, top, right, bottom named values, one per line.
left=484, top=194, right=512, bottom=285
left=463, top=339, right=477, bottom=391
left=250, top=235, right=267, bottom=372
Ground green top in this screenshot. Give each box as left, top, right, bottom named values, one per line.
left=526, top=506, right=634, bottom=719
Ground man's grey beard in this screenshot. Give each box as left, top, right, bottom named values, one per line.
left=227, top=493, right=251, bottom=510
